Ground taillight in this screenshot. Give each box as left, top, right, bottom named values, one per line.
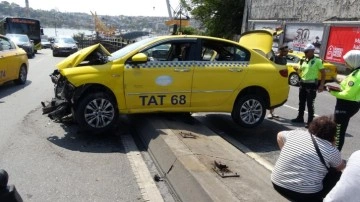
left=279, top=69, right=288, bottom=77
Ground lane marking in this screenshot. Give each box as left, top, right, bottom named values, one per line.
left=283, top=104, right=319, bottom=117
left=120, top=133, right=164, bottom=202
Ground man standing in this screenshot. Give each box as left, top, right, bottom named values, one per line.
left=268, top=45, right=289, bottom=119
left=291, top=44, right=326, bottom=128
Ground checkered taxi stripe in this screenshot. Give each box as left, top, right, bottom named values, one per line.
left=125, top=61, right=249, bottom=68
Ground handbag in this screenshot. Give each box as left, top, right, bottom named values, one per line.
left=310, top=134, right=342, bottom=196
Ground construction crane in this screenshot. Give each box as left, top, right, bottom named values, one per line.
left=90, top=11, right=116, bottom=38
left=165, top=0, right=190, bottom=29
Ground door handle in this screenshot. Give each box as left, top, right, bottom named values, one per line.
left=228, top=68, right=242, bottom=72
left=174, top=68, right=190, bottom=72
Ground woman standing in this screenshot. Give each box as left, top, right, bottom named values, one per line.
left=271, top=116, right=346, bottom=201
left=327, top=50, right=360, bottom=151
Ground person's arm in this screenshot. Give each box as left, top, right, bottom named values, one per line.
left=334, top=159, right=346, bottom=171
left=318, top=68, right=326, bottom=92
left=277, top=132, right=286, bottom=150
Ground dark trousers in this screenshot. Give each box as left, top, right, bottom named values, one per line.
left=297, top=82, right=317, bottom=123
left=272, top=183, right=323, bottom=202
left=334, top=99, right=360, bottom=151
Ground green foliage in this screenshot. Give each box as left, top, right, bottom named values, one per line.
left=179, top=26, right=203, bottom=35
left=187, top=0, right=245, bottom=39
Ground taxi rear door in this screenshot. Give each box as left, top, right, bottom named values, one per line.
left=191, top=38, right=250, bottom=108
left=124, top=39, right=196, bottom=110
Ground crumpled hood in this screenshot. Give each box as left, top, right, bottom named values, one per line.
left=56, top=43, right=111, bottom=70
left=239, top=29, right=283, bottom=56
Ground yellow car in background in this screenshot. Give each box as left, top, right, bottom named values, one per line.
left=42, top=30, right=289, bottom=133
left=287, top=51, right=338, bottom=86
left=0, top=34, right=29, bottom=86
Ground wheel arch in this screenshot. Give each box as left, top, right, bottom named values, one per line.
left=233, top=86, right=270, bottom=110
left=73, top=83, right=118, bottom=109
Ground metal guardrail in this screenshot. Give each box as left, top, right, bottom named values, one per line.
left=77, top=38, right=129, bottom=52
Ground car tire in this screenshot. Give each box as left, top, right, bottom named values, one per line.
left=231, top=95, right=266, bottom=128
left=14, top=65, right=27, bottom=85
left=75, top=92, right=118, bottom=134
left=289, top=73, right=300, bottom=86
left=52, top=52, right=57, bottom=57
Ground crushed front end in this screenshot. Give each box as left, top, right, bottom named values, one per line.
left=41, top=69, right=75, bottom=121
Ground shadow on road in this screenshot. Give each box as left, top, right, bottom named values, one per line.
left=0, top=80, right=32, bottom=100
left=45, top=118, right=129, bottom=153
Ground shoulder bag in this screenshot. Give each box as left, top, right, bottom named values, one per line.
left=310, top=134, right=342, bottom=197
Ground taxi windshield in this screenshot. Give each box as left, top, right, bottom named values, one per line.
left=108, top=37, right=157, bottom=61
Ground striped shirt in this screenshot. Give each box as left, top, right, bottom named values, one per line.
left=271, top=129, right=342, bottom=193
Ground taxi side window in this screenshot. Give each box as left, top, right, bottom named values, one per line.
left=142, top=41, right=194, bottom=62
left=0, top=37, right=12, bottom=51
left=143, top=43, right=171, bottom=61
left=201, top=39, right=250, bottom=62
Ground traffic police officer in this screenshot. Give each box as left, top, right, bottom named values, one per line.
left=291, top=44, right=326, bottom=127
left=327, top=50, right=360, bottom=151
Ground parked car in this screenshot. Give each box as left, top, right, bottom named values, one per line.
left=5, top=34, right=35, bottom=58
left=52, top=36, right=78, bottom=57
left=41, top=38, right=51, bottom=49
left=287, top=51, right=338, bottom=86
left=0, top=34, right=29, bottom=85
left=42, top=30, right=289, bottom=134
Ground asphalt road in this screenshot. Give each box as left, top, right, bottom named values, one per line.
left=0, top=49, right=174, bottom=202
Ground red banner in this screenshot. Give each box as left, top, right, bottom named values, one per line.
left=325, top=26, right=360, bottom=63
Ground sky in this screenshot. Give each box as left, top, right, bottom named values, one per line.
left=5, top=0, right=181, bottom=17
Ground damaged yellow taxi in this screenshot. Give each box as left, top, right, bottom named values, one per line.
left=42, top=30, right=289, bottom=133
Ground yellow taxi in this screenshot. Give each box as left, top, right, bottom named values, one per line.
left=287, top=51, right=338, bottom=86
left=0, top=34, right=29, bottom=86
left=42, top=30, right=289, bottom=133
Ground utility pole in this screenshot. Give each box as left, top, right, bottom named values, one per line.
left=25, top=0, right=30, bottom=18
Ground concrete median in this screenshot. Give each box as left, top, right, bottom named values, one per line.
left=128, top=114, right=286, bottom=202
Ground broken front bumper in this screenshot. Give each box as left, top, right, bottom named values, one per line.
left=41, top=70, right=74, bottom=121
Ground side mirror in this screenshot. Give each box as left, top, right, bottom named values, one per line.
left=131, top=53, right=148, bottom=63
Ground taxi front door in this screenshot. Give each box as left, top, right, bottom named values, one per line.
left=124, top=40, right=196, bottom=111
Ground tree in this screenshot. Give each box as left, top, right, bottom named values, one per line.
left=186, top=0, right=245, bottom=39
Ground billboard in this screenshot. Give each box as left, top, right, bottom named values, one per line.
left=325, top=26, right=360, bottom=63
left=284, top=24, right=324, bottom=54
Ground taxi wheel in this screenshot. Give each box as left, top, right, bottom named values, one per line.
left=14, top=65, right=27, bottom=85
left=232, top=95, right=265, bottom=128
left=75, top=92, right=118, bottom=134
left=289, top=73, right=300, bottom=86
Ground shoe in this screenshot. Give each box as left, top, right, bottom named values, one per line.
left=305, top=123, right=309, bottom=128
left=291, top=117, right=304, bottom=123
left=268, top=113, right=279, bottom=119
